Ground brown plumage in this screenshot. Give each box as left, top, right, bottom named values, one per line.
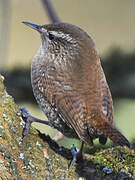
left=23, top=22, right=130, bottom=148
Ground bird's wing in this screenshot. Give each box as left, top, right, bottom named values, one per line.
left=55, top=93, right=94, bottom=146
left=37, top=60, right=129, bottom=147
left=37, top=63, right=93, bottom=146
left=53, top=78, right=130, bottom=148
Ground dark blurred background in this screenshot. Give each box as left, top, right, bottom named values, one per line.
left=0, top=0, right=135, bottom=147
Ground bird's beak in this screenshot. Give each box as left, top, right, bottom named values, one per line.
left=22, top=21, right=41, bottom=32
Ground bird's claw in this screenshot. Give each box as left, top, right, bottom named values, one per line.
left=20, top=107, right=32, bottom=139
left=20, top=107, right=31, bottom=120
left=68, top=144, right=79, bottom=169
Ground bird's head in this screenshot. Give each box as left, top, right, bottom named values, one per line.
left=23, top=21, right=97, bottom=61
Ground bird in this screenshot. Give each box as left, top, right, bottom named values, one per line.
left=21, top=21, right=130, bottom=165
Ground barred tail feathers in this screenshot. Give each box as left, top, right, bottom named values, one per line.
left=90, top=110, right=130, bottom=148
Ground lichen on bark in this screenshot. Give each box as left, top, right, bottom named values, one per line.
left=0, top=74, right=77, bottom=179
left=0, top=74, right=135, bottom=180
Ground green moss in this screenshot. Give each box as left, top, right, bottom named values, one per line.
left=91, top=146, right=135, bottom=178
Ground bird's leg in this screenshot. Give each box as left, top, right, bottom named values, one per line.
left=20, top=107, right=54, bottom=139
left=68, top=142, right=84, bottom=169
left=77, top=141, right=84, bottom=160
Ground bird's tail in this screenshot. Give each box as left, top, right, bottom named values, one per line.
left=90, top=110, right=130, bottom=148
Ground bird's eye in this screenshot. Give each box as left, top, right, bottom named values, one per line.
left=48, top=33, right=56, bottom=40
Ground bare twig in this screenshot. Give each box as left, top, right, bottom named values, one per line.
left=41, top=0, right=60, bottom=23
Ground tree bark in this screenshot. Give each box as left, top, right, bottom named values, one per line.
left=0, top=74, right=135, bottom=180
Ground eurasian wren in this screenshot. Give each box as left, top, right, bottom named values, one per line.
left=21, top=22, right=130, bottom=152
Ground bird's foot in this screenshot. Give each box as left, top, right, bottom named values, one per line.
left=68, top=144, right=83, bottom=169
left=20, top=107, right=33, bottom=139
left=20, top=107, right=53, bottom=139
left=20, top=107, right=31, bottom=120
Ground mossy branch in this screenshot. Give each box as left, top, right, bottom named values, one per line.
left=0, top=74, right=135, bottom=180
